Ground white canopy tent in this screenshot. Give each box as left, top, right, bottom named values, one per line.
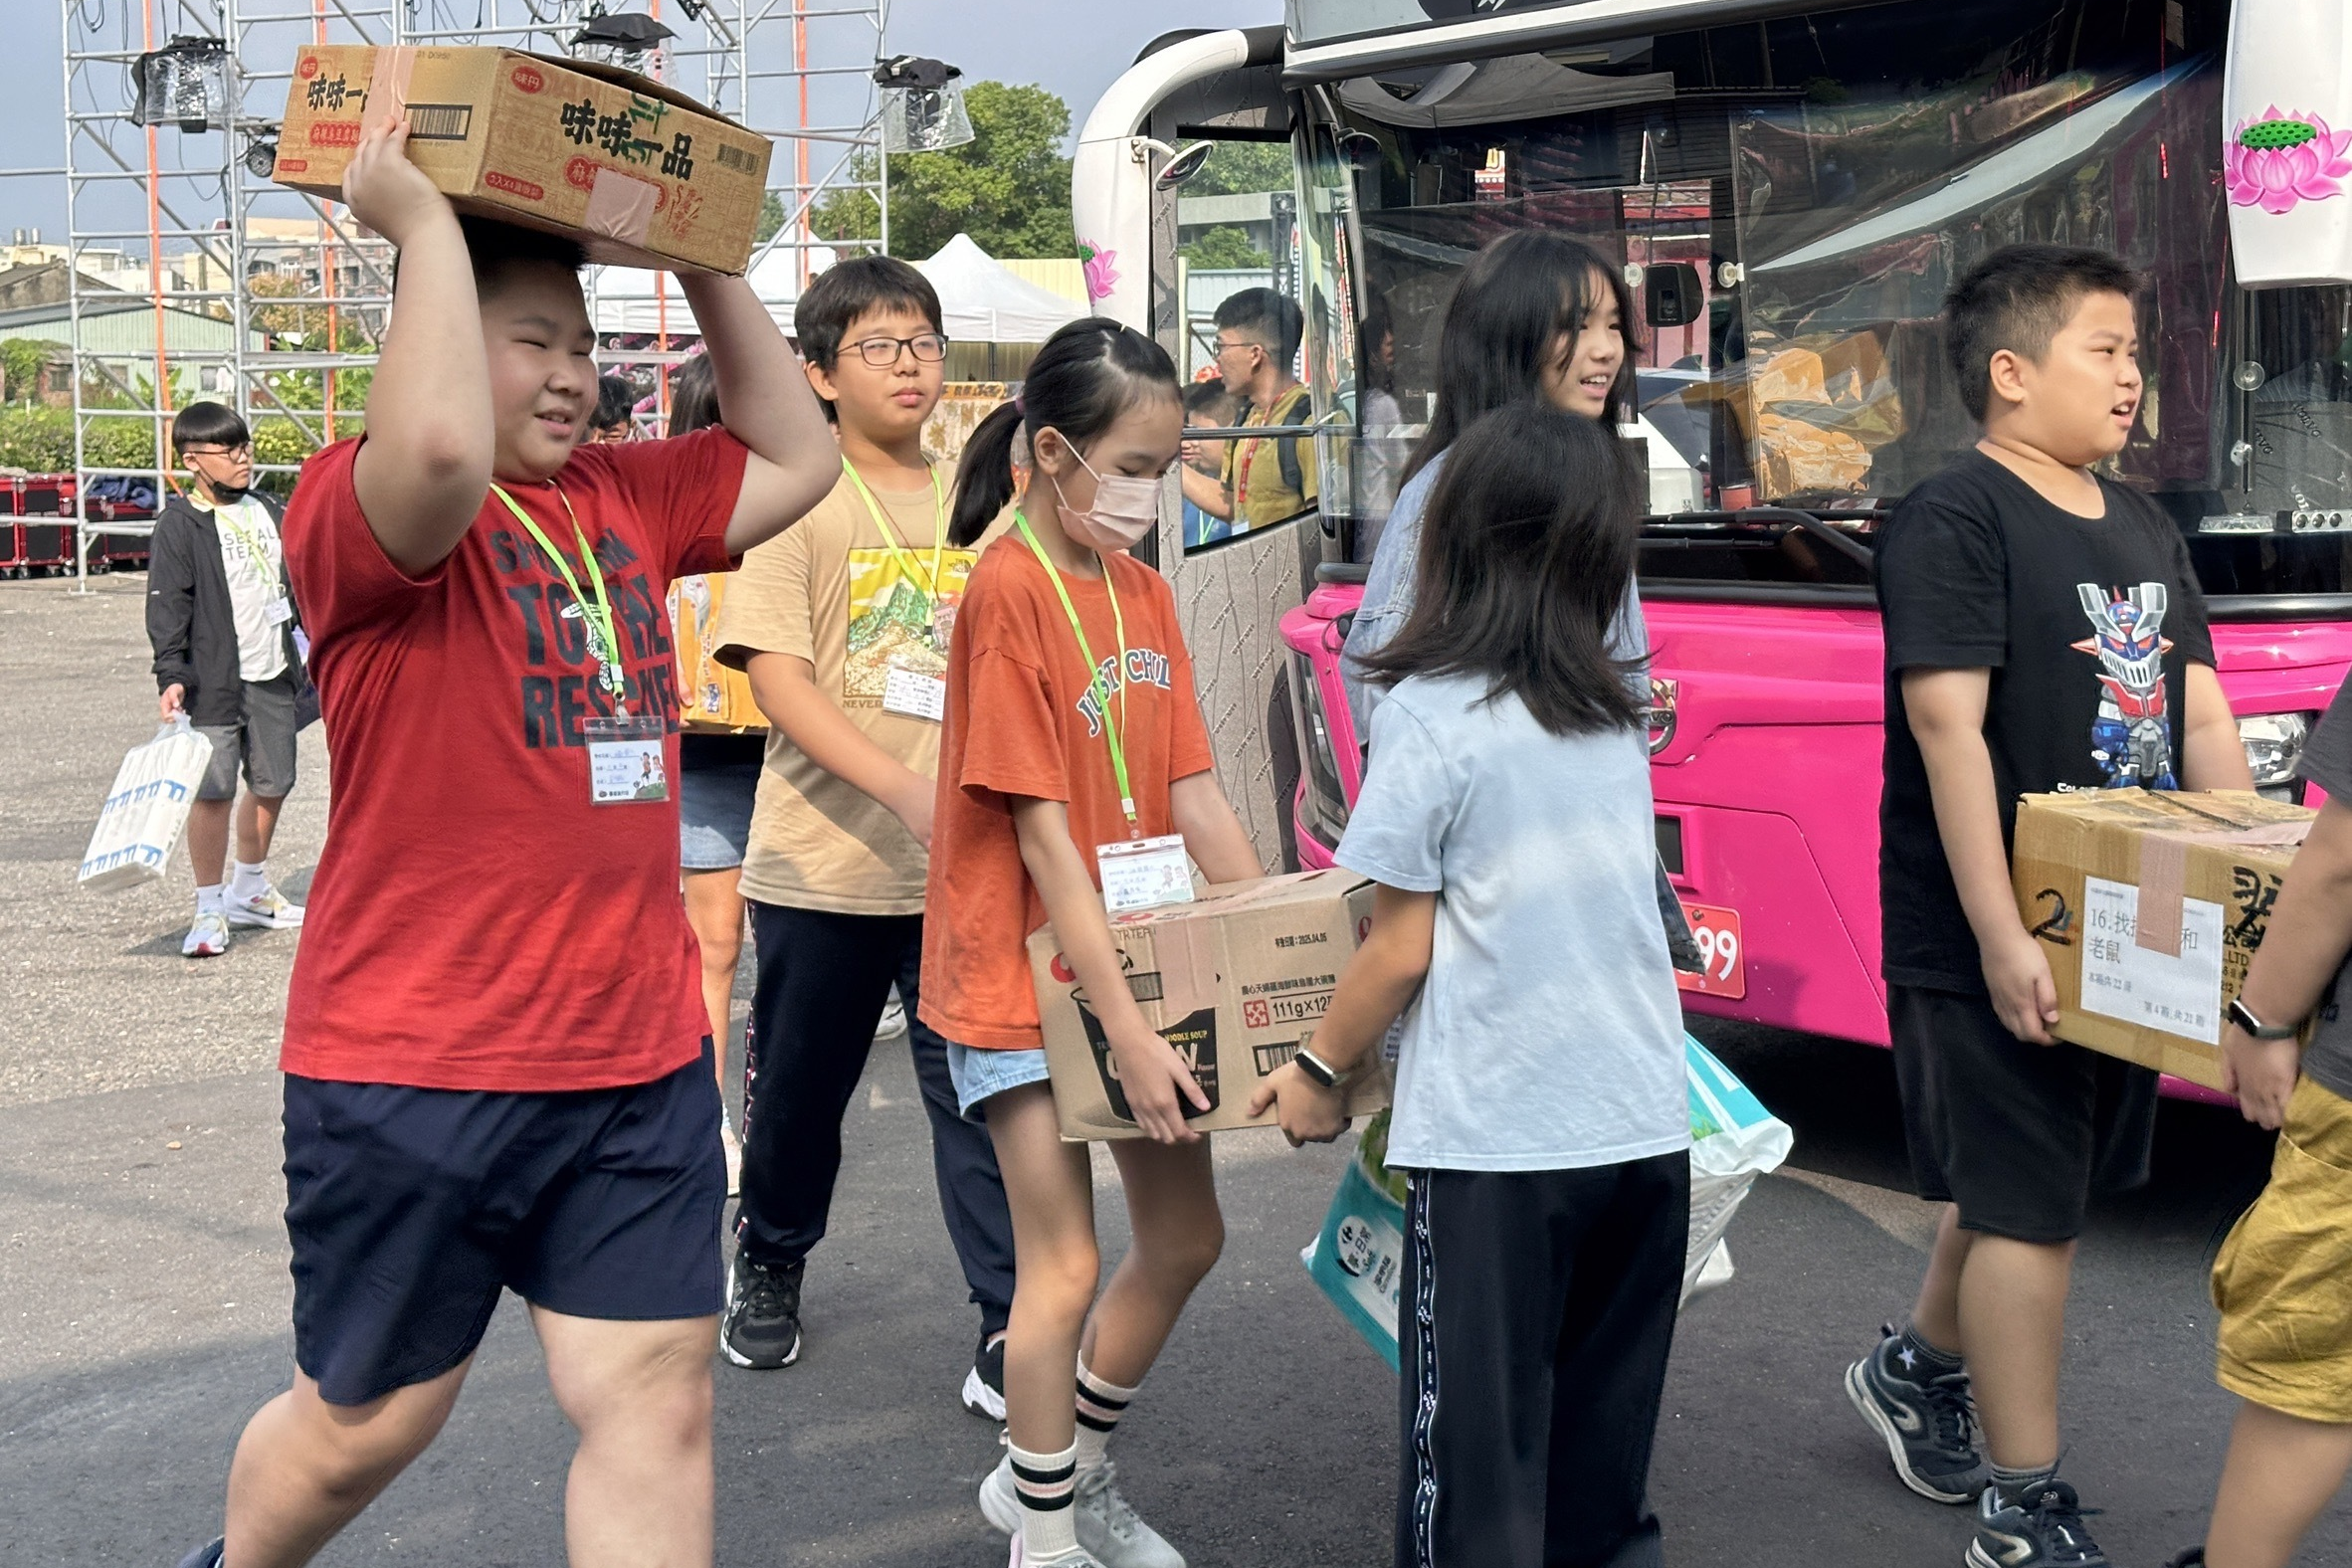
left=585, top=245, right=823, bottom=336
left=585, top=233, right=1084, bottom=344
left=911, top=233, right=1087, bottom=342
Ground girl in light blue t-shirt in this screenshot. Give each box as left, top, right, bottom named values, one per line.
left=1253, top=400, right=1690, bottom=1568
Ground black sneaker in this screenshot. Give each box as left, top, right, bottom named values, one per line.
left=1968, top=1478, right=2109, bottom=1568
left=2164, top=1551, right=2206, bottom=1568
left=961, top=1331, right=1006, bottom=1420
left=720, top=1253, right=804, bottom=1370
left=1844, top=1323, right=1989, bottom=1503
left=175, top=1541, right=224, bottom=1568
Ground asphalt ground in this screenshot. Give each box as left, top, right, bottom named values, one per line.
left=3, top=573, right=2348, bottom=1567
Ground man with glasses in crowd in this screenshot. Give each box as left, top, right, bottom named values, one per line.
left=1178, top=288, right=1316, bottom=540
left=145, top=401, right=312, bottom=956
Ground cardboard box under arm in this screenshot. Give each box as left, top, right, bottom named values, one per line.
left=1028, top=870, right=1393, bottom=1142
left=2011, top=788, right=2314, bottom=1090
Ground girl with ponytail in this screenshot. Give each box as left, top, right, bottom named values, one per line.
left=920, top=317, right=1263, bottom=1568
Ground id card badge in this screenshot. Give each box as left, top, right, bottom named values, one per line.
left=264, top=595, right=294, bottom=627
left=1097, top=834, right=1195, bottom=913
left=584, top=714, right=670, bottom=805
left=882, top=655, right=947, bottom=722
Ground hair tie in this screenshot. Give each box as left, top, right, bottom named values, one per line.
left=1013, top=393, right=1026, bottom=415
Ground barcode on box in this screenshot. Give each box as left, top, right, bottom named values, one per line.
left=713, top=142, right=757, bottom=173
left=1124, top=971, right=1166, bottom=1004
left=405, top=103, right=474, bottom=140
left=1254, top=1042, right=1301, bottom=1076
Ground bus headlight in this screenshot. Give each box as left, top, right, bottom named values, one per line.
left=2239, top=712, right=2312, bottom=791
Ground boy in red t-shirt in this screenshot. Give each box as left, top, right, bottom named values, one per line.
left=172, top=118, right=838, bottom=1568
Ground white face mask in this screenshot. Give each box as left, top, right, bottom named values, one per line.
left=1048, top=437, right=1160, bottom=551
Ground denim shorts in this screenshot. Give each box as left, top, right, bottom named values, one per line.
left=947, top=1044, right=1053, bottom=1120
left=679, top=756, right=760, bottom=871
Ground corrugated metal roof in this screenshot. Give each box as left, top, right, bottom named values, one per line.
left=0, top=302, right=260, bottom=357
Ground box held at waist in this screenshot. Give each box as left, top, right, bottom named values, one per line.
left=2012, top=788, right=2314, bottom=1090
left=1028, top=870, right=1393, bottom=1142
left=275, top=45, right=771, bottom=275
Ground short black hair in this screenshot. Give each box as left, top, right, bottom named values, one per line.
left=793, top=255, right=944, bottom=371
left=1944, top=245, right=2144, bottom=422
left=1213, top=288, right=1304, bottom=367
left=457, top=214, right=587, bottom=299
left=171, top=400, right=248, bottom=457
left=1184, top=377, right=1237, bottom=420
left=593, top=373, right=636, bottom=433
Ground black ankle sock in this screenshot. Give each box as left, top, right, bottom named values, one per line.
left=1891, top=1321, right=1964, bottom=1379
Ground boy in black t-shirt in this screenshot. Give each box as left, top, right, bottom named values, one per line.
left=1850, top=246, right=2254, bottom=1568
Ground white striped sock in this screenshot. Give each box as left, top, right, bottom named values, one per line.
left=1073, top=1360, right=1139, bottom=1472
left=1009, top=1440, right=1079, bottom=1559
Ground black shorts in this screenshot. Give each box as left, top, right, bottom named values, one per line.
left=1889, top=985, right=2157, bottom=1244
left=283, top=1040, right=726, bottom=1407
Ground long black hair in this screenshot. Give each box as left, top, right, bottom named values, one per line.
left=669, top=353, right=720, bottom=436
left=1406, top=231, right=1638, bottom=483
left=946, top=317, right=1182, bottom=546
left=1360, top=401, right=1645, bottom=736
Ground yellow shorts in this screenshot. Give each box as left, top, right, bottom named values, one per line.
left=2212, top=1074, right=2352, bottom=1424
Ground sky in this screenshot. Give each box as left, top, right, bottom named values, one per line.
left=0, top=0, right=1278, bottom=250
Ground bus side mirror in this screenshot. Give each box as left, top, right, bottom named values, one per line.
left=1154, top=140, right=1215, bottom=190
left=1646, top=262, right=1704, bottom=328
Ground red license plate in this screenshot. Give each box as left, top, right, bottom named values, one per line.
left=1674, top=902, right=1745, bottom=1000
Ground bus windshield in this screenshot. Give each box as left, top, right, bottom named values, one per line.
left=1291, top=0, right=2352, bottom=605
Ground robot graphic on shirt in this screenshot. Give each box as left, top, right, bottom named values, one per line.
left=2070, top=580, right=2177, bottom=788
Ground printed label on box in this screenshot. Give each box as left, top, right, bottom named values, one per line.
left=2078, top=876, right=2225, bottom=1044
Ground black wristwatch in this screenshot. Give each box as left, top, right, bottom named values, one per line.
left=1293, top=1045, right=1349, bottom=1088
left=2227, top=997, right=2301, bottom=1041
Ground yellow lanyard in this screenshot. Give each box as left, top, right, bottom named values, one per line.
left=841, top=460, right=948, bottom=612
left=1013, top=510, right=1138, bottom=833
left=488, top=481, right=628, bottom=706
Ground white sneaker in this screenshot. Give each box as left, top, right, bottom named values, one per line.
left=982, top=1455, right=1183, bottom=1568
left=1074, top=1464, right=1184, bottom=1568
left=875, top=991, right=907, bottom=1040
left=1008, top=1537, right=1108, bottom=1568
left=720, top=1121, right=743, bottom=1199
left=181, top=910, right=230, bottom=957
left=224, top=882, right=304, bottom=929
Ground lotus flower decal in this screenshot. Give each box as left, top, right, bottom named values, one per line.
left=2228, top=107, right=2352, bottom=215
left=1079, top=240, right=1119, bottom=302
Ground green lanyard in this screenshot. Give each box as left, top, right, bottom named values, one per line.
left=841, top=460, right=948, bottom=611
left=208, top=497, right=280, bottom=593
left=1014, top=510, right=1138, bottom=833
left=489, top=481, right=628, bottom=705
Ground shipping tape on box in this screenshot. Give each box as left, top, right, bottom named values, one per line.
left=2012, top=788, right=2314, bottom=1089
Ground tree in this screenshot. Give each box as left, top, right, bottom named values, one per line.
left=1180, top=225, right=1270, bottom=271
left=811, top=82, right=1078, bottom=260
left=757, top=190, right=787, bottom=245
left=1184, top=138, right=1293, bottom=198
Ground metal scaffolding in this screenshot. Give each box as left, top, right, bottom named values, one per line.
left=43, top=0, right=887, bottom=584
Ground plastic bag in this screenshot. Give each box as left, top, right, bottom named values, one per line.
left=1301, top=1034, right=1793, bottom=1368
left=78, top=717, right=214, bottom=892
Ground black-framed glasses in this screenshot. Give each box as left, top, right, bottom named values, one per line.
left=182, top=442, right=253, bottom=459
left=850, top=332, right=950, bottom=367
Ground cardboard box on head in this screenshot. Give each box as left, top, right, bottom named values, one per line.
left=274, top=45, right=771, bottom=276
left=1028, top=870, right=1393, bottom=1142
left=2012, top=788, right=2316, bottom=1090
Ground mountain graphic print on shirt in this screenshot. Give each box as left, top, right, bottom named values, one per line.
left=2071, top=581, right=2178, bottom=789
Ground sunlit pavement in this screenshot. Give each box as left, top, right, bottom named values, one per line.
left=4, top=577, right=2345, bottom=1567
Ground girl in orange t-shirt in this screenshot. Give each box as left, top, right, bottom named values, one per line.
left=920, top=319, right=1262, bottom=1568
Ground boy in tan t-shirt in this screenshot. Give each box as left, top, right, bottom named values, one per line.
left=711, top=257, right=1016, bottom=1417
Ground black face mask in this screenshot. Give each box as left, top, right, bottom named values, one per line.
left=208, top=482, right=250, bottom=502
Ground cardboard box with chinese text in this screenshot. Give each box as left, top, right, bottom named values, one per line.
left=1028, top=870, right=1393, bottom=1142
left=2011, top=789, right=2313, bottom=1090
left=275, top=45, right=770, bottom=275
